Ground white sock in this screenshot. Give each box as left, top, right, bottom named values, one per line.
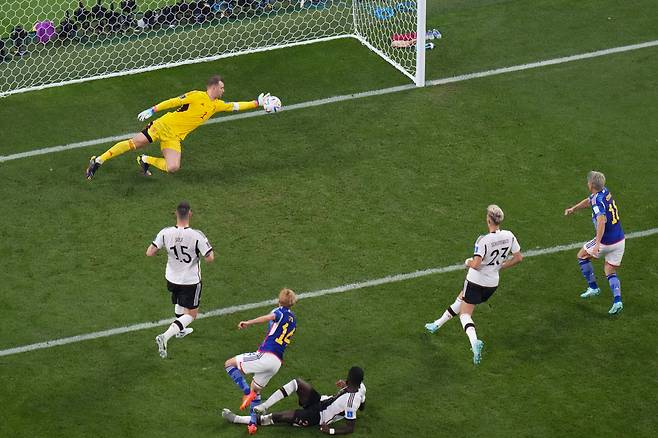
left=174, top=304, right=186, bottom=316
left=233, top=414, right=252, bottom=425
left=459, top=314, right=478, bottom=350
left=163, top=314, right=194, bottom=342
left=433, top=297, right=463, bottom=327
left=261, top=379, right=297, bottom=410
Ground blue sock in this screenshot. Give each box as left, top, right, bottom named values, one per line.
left=578, top=258, right=598, bottom=289
left=225, top=366, right=250, bottom=395
left=607, top=274, right=622, bottom=303
left=249, top=394, right=262, bottom=425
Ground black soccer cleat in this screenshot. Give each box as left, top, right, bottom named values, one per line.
left=137, top=155, right=152, bottom=176
left=85, top=156, right=101, bottom=180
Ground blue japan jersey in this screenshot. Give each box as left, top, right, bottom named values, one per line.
left=258, top=306, right=296, bottom=360
left=589, top=187, right=624, bottom=245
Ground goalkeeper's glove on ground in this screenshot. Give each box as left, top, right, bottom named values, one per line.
left=257, top=93, right=270, bottom=107
left=138, top=106, right=156, bottom=121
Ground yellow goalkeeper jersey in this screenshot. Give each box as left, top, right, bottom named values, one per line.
left=154, top=90, right=257, bottom=140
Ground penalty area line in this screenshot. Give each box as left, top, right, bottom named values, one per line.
left=1, top=39, right=658, bottom=163
left=1, top=227, right=656, bottom=358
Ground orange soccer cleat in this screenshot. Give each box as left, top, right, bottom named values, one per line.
left=247, top=424, right=258, bottom=435
left=240, top=391, right=258, bottom=411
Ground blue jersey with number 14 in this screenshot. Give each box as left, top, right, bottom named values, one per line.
left=589, top=187, right=624, bottom=245
left=258, top=306, right=296, bottom=361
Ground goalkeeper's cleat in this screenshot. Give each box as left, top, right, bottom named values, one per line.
left=155, top=334, right=167, bottom=359
left=580, top=287, right=601, bottom=299
left=608, top=301, right=623, bottom=315
left=221, top=408, right=237, bottom=423
left=175, top=327, right=194, bottom=338
left=472, top=340, right=484, bottom=365
left=247, top=424, right=258, bottom=435
left=240, top=391, right=258, bottom=411
left=137, top=155, right=152, bottom=176
left=85, top=156, right=101, bottom=180
left=424, top=322, right=439, bottom=334
left=253, top=404, right=267, bottom=415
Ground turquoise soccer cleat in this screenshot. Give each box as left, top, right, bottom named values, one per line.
left=424, top=322, right=439, bottom=334
left=608, top=301, right=623, bottom=315
left=580, top=287, right=601, bottom=299
left=472, top=340, right=484, bottom=365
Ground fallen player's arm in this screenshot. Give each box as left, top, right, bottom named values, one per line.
left=320, top=420, right=356, bottom=435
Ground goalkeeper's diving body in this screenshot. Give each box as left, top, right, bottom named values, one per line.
left=85, top=75, right=269, bottom=179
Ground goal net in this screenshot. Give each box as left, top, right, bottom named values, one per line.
left=0, top=0, right=425, bottom=97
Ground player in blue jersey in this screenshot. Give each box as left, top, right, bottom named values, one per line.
left=224, top=288, right=297, bottom=435
left=565, top=171, right=625, bottom=314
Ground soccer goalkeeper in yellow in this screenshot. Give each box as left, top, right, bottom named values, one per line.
left=85, top=75, right=269, bottom=179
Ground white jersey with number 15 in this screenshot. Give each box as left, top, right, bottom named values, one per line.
left=466, top=230, right=520, bottom=288
left=152, top=226, right=213, bottom=285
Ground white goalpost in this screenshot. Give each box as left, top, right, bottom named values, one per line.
left=0, top=0, right=426, bottom=97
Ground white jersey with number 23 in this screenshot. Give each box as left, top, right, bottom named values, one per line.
left=466, top=229, right=520, bottom=288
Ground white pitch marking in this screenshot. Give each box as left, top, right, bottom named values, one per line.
left=1, top=39, right=657, bottom=163
left=1, top=228, right=656, bottom=358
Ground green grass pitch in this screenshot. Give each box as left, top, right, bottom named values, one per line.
left=1, top=1, right=657, bottom=437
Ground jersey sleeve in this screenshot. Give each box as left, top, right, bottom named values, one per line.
left=511, top=235, right=521, bottom=253
left=590, top=194, right=606, bottom=218
left=154, top=91, right=195, bottom=111
left=344, top=393, right=363, bottom=420
left=358, top=383, right=367, bottom=403
left=195, top=231, right=213, bottom=257
left=272, top=308, right=284, bottom=324
left=152, top=228, right=166, bottom=248
left=215, top=99, right=258, bottom=113
left=473, top=235, right=486, bottom=258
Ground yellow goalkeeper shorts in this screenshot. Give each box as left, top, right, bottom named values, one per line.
left=142, top=119, right=182, bottom=153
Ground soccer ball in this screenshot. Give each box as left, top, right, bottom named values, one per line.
left=264, top=95, right=282, bottom=113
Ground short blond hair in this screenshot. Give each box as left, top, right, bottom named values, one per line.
left=487, top=204, right=504, bottom=225
left=587, top=170, right=606, bottom=191
left=278, top=288, right=297, bottom=308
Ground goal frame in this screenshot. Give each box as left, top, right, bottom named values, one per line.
left=0, top=1, right=426, bottom=97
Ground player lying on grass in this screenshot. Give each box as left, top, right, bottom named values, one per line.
left=85, top=74, right=269, bottom=179
left=222, top=366, right=366, bottom=436
left=425, top=205, right=523, bottom=365
left=224, top=288, right=297, bottom=433
left=564, top=170, right=625, bottom=315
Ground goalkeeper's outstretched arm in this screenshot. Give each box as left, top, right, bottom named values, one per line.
left=138, top=94, right=192, bottom=121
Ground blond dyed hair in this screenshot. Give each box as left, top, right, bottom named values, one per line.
left=487, top=204, right=504, bottom=225
left=587, top=170, right=606, bottom=191
left=278, top=288, right=297, bottom=308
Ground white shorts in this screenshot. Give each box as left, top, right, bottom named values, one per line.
left=235, top=351, right=281, bottom=388
left=583, top=238, right=625, bottom=266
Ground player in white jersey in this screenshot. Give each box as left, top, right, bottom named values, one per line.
left=146, top=201, right=214, bottom=358
left=424, top=205, right=523, bottom=364
left=221, top=366, right=366, bottom=435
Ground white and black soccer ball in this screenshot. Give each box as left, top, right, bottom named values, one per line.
left=264, top=95, right=282, bottom=113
